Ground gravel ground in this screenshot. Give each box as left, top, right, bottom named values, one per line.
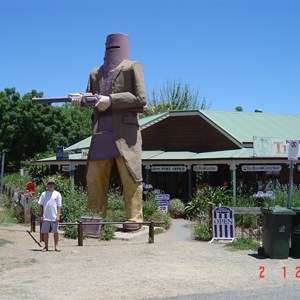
left=0, top=220, right=299, bottom=300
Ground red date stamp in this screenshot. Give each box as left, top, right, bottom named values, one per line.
left=259, top=266, right=300, bottom=278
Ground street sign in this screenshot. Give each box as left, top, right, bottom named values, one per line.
left=287, top=140, right=300, bottom=161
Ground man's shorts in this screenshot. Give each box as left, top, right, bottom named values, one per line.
left=41, top=221, right=59, bottom=233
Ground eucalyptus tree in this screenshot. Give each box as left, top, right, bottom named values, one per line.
left=142, top=80, right=210, bottom=117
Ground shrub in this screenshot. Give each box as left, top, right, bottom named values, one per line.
left=146, top=210, right=172, bottom=230
left=99, top=224, right=115, bottom=241
left=2, top=173, right=32, bottom=191
left=0, top=194, right=18, bottom=224
left=193, top=219, right=211, bottom=241
left=105, top=210, right=127, bottom=222
left=168, top=198, right=185, bottom=218
left=185, top=185, right=231, bottom=218
left=2, top=174, right=173, bottom=240
left=143, top=199, right=159, bottom=219
left=63, top=225, right=78, bottom=239
left=107, top=188, right=125, bottom=211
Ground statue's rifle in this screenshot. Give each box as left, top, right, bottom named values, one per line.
left=32, top=94, right=98, bottom=107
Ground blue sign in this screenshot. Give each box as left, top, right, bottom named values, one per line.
left=155, top=194, right=170, bottom=201
left=158, top=201, right=169, bottom=206
left=156, top=200, right=169, bottom=214
left=56, top=146, right=64, bottom=160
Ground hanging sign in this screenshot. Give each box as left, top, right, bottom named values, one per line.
left=242, top=165, right=282, bottom=172
left=62, top=165, right=70, bottom=172
left=193, top=165, right=218, bottom=172
left=210, top=206, right=235, bottom=243
left=151, top=166, right=187, bottom=172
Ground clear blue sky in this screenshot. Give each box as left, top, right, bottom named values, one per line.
left=1, top=0, right=299, bottom=114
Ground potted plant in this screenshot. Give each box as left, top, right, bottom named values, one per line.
left=168, top=198, right=185, bottom=218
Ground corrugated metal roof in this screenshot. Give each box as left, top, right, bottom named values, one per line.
left=36, top=153, right=83, bottom=163
left=198, top=110, right=300, bottom=144
left=37, top=149, right=254, bottom=164
left=142, top=151, right=165, bottom=159
left=65, top=136, right=91, bottom=151
left=150, top=151, right=198, bottom=160
left=191, top=148, right=253, bottom=159
left=139, top=112, right=169, bottom=129
left=142, top=149, right=253, bottom=160
left=45, top=110, right=300, bottom=160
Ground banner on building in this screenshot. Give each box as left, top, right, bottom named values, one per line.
left=253, top=136, right=300, bottom=157
left=210, top=206, right=235, bottom=243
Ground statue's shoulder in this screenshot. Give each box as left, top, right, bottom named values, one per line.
left=89, top=65, right=103, bottom=76
left=119, top=60, right=141, bottom=69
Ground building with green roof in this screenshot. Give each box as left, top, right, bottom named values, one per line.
left=34, top=110, right=300, bottom=202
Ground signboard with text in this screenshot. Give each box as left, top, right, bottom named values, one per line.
left=288, top=140, right=300, bottom=161
left=210, top=206, right=235, bottom=242
left=151, top=166, right=187, bottom=172
left=253, top=136, right=300, bottom=157
left=242, top=165, right=282, bottom=172
left=193, top=165, right=218, bottom=172
left=56, top=146, right=64, bottom=160
left=81, top=149, right=89, bottom=159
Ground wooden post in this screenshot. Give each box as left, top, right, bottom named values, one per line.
left=24, top=195, right=31, bottom=223
left=40, top=221, right=43, bottom=242
left=208, top=202, right=215, bottom=239
left=78, top=221, right=83, bottom=246
left=30, top=212, right=36, bottom=232
left=149, top=221, right=154, bottom=243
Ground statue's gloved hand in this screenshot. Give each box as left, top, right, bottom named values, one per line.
left=95, top=95, right=111, bottom=111
left=69, top=93, right=83, bottom=106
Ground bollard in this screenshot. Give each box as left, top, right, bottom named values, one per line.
left=149, top=221, right=154, bottom=243
left=30, top=212, right=36, bottom=232
left=78, top=221, right=83, bottom=246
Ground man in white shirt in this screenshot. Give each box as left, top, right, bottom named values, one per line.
left=38, top=178, right=62, bottom=252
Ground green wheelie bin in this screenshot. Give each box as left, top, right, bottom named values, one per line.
left=290, top=208, right=300, bottom=258
left=259, top=207, right=295, bottom=259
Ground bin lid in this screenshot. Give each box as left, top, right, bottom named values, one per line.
left=291, top=208, right=300, bottom=213
left=261, top=207, right=296, bottom=215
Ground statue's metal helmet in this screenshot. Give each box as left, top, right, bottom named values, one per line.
left=103, top=33, right=129, bottom=76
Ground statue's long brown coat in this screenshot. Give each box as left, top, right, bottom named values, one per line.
left=87, top=60, right=146, bottom=182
